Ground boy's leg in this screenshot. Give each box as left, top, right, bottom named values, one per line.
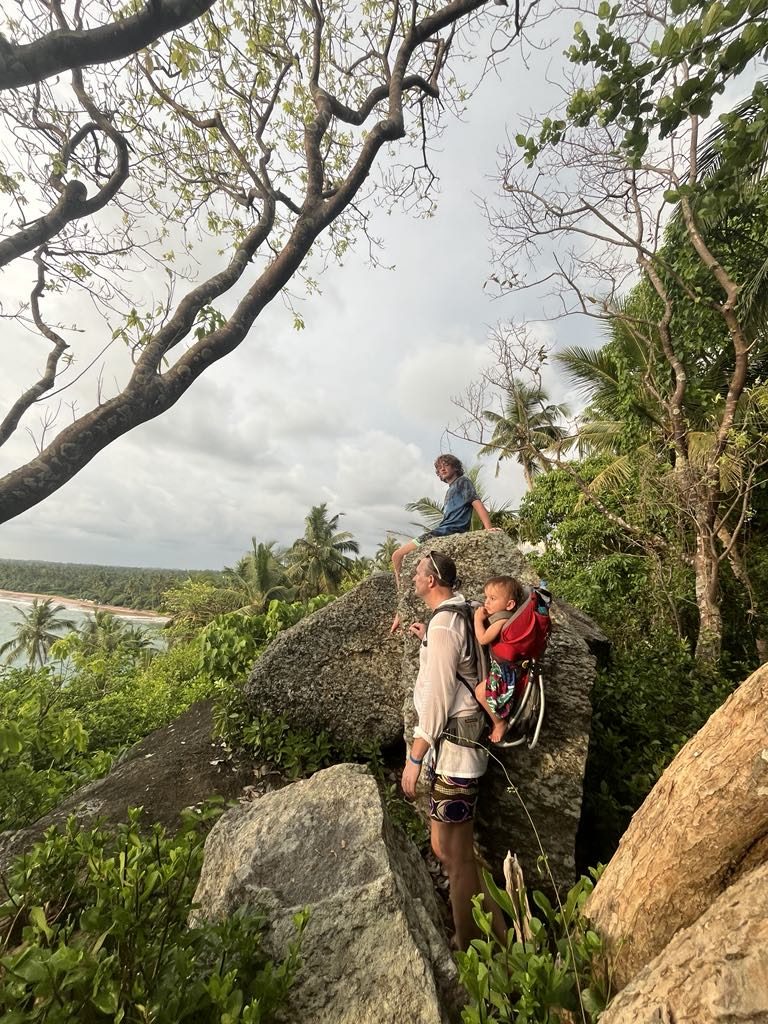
left=390, top=539, right=418, bottom=633
left=392, top=539, right=417, bottom=585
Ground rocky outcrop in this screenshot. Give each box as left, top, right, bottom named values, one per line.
left=192, top=763, right=462, bottom=1024
left=599, top=859, right=768, bottom=1023
left=245, top=532, right=603, bottom=886
left=244, top=573, right=403, bottom=746
left=397, top=532, right=603, bottom=887
left=0, top=701, right=254, bottom=871
left=587, top=662, right=768, bottom=990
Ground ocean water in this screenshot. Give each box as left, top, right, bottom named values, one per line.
left=0, top=596, right=167, bottom=667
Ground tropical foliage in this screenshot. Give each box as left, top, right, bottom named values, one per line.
left=0, top=559, right=217, bottom=610
left=0, top=809, right=306, bottom=1023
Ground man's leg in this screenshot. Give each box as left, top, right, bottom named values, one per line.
left=431, top=819, right=483, bottom=949
left=431, top=817, right=508, bottom=947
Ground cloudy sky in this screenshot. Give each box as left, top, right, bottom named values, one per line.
left=0, top=8, right=598, bottom=571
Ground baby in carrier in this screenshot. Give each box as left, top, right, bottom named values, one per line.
left=473, top=575, right=551, bottom=743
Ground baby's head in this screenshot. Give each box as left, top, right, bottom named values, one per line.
left=483, top=575, right=524, bottom=615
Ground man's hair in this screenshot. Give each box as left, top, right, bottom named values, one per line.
left=484, top=575, right=524, bottom=607
left=425, top=550, right=459, bottom=589
left=434, top=453, right=463, bottom=476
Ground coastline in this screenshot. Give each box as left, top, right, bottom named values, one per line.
left=0, top=588, right=169, bottom=621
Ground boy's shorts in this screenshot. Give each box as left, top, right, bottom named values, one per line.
left=428, top=770, right=480, bottom=823
left=412, top=531, right=437, bottom=545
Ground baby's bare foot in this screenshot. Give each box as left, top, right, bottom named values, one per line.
left=489, top=721, right=508, bottom=743
left=389, top=613, right=401, bottom=634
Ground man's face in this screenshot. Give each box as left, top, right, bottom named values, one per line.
left=435, top=460, right=458, bottom=484
left=413, top=558, right=434, bottom=600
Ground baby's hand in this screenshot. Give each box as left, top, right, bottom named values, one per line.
left=474, top=605, right=488, bottom=626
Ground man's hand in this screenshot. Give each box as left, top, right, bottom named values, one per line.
left=409, top=621, right=426, bottom=641
left=401, top=758, right=421, bottom=799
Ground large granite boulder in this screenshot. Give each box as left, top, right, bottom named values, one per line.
left=396, top=532, right=605, bottom=887
left=192, top=763, right=462, bottom=1024
left=599, top=859, right=768, bottom=1024
left=244, top=573, right=403, bottom=746
left=0, top=701, right=254, bottom=871
left=586, top=661, right=768, bottom=990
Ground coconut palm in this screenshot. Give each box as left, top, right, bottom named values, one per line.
left=79, top=609, right=130, bottom=656
left=374, top=536, right=400, bottom=569
left=223, top=538, right=293, bottom=611
left=287, top=504, right=360, bottom=597
left=0, top=599, right=77, bottom=667
left=479, top=379, right=569, bottom=490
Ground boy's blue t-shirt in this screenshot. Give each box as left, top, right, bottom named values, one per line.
left=430, top=474, right=479, bottom=536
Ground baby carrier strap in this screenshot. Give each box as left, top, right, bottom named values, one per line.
left=427, top=601, right=488, bottom=749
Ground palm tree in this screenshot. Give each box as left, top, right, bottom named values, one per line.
left=287, top=504, right=360, bottom=597
left=479, top=378, right=569, bottom=490
left=374, top=536, right=400, bottom=569
left=223, top=538, right=293, bottom=612
left=79, top=610, right=130, bottom=655
left=0, top=599, right=77, bottom=667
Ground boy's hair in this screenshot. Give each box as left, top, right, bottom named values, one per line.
left=485, top=575, right=524, bottom=607
left=434, top=453, right=463, bottom=475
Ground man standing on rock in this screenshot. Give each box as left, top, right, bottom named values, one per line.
left=401, top=550, right=506, bottom=949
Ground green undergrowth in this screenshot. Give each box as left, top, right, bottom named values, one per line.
left=0, top=807, right=306, bottom=1023
left=458, top=871, right=609, bottom=1024
left=212, top=684, right=428, bottom=848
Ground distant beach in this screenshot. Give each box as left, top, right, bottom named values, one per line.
left=0, top=589, right=169, bottom=622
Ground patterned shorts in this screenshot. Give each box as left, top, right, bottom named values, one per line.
left=428, top=770, right=480, bottom=823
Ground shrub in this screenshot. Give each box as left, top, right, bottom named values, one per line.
left=457, top=872, right=608, bottom=1024
left=0, top=808, right=306, bottom=1023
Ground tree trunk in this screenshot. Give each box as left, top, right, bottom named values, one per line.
left=693, top=529, right=722, bottom=665
left=599, top=860, right=768, bottom=1024
left=585, top=663, right=768, bottom=991
left=717, top=525, right=768, bottom=664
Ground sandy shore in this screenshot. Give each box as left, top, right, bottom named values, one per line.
left=0, top=588, right=169, bottom=621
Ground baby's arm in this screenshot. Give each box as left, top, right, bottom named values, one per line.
left=474, top=606, right=508, bottom=645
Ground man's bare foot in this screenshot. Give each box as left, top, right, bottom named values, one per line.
left=489, top=720, right=508, bottom=743
left=390, top=613, right=401, bottom=634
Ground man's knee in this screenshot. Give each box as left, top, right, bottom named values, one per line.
left=432, top=821, right=475, bottom=872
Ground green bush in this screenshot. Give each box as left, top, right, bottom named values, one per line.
left=0, top=808, right=306, bottom=1023
left=580, top=638, right=736, bottom=864
left=0, top=672, right=112, bottom=831
left=457, top=872, right=608, bottom=1024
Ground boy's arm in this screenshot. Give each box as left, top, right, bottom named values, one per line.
left=472, top=498, right=500, bottom=531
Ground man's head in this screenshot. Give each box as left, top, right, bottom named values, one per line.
left=434, top=454, right=463, bottom=484
left=414, top=550, right=458, bottom=607
left=483, top=575, right=524, bottom=616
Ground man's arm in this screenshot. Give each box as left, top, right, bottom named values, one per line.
left=402, top=624, right=462, bottom=797
left=472, top=498, right=501, bottom=531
